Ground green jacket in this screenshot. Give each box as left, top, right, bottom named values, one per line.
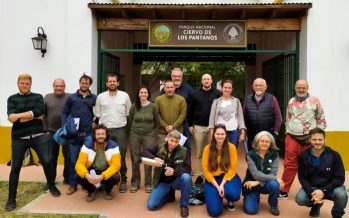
left=151, top=142, right=190, bottom=187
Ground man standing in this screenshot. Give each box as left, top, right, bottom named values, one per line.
left=44, top=78, right=70, bottom=185
left=5, top=74, right=60, bottom=211
left=295, top=128, right=347, bottom=218
left=75, top=124, right=121, bottom=202
left=94, top=73, right=131, bottom=193
left=188, top=73, right=221, bottom=182
left=62, top=73, right=96, bottom=195
left=279, top=80, right=326, bottom=199
left=243, top=78, right=282, bottom=151
left=161, top=68, right=193, bottom=159
left=155, top=80, right=186, bottom=142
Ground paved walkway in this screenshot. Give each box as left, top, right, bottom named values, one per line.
left=1, top=145, right=348, bottom=218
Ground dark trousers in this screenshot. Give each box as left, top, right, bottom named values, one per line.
left=49, top=133, right=70, bottom=182
left=109, top=127, right=127, bottom=181
left=77, top=170, right=120, bottom=193
left=9, top=134, right=54, bottom=198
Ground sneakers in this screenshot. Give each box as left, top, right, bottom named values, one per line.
left=310, top=203, right=323, bottom=217
left=130, top=186, right=139, bottom=193
left=104, top=192, right=113, bottom=200
left=278, top=191, right=288, bottom=200
left=145, top=185, right=153, bottom=193
left=66, top=185, right=77, bottom=195
left=227, top=201, right=236, bottom=211
left=119, top=181, right=127, bottom=193
left=5, top=198, right=16, bottom=211
left=270, top=206, right=280, bottom=216
left=49, top=185, right=61, bottom=197
left=180, top=205, right=189, bottom=217
left=86, top=191, right=96, bottom=202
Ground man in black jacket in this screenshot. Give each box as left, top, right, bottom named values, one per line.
left=295, top=127, right=347, bottom=218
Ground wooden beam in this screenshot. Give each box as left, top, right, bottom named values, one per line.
left=240, top=9, right=246, bottom=19
left=121, top=9, right=129, bottom=18
left=211, top=10, right=216, bottom=19
left=181, top=10, right=186, bottom=19
left=97, top=18, right=148, bottom=30
left=269, top=9, right=277, bottom=18
left=96, top=18, right=301, bottom=31
left=247, top=18, right=301, bottom=31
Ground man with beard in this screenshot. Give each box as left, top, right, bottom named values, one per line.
left=94, top=73, right=131, bottom=193
left=188, top=73, right=221, bottom=183
left=62, top=73, right=97, bottom=195
left=44, top=78, right=70, bottom=186
left=5, top=74, right=60, bottom=211
left=75, top=124, right=121, bottom=202
left=155, top=80, right=186, bottom=143
left=243, top=78, right=282, bottom=151
left=295, top=128, right=347, bottom=218
left=279, top=80, right=326, bottom=199
left=161, top=68, right=193, bottom=163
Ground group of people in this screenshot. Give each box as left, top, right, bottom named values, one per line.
left=5, top=69, right=347, bottom=218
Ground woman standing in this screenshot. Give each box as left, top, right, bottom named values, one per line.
left=128, top=86, right=159, bottom=193
left=209, top=79, right=246, bottom=147
left=202, top=124, right=241, bottom=217
left=242, top=131, right=282, bottom=216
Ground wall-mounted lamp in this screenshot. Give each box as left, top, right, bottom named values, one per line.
left=31, top=27, right=47, bottom=57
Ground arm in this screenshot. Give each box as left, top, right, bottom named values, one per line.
left=172, top=97, right=186, bottom=129
left=223, top=144, right=238, bottom=181
left=141, top=143, right=159, bottom=159
left=272, top=96, right=282, bottom=135
left=298, top=154, right=314, bottom=195
left=43, top=97, right=48, bottom=131
left=315, top=98, right=327, bottom=130
left=75, top=150, right=89, bottom=178
left=322, top=152, right=345, bottom=193
left=187, top=93, right=195, bottom=127
left=236, top=99, right=246, bottom=141
left=246, top=156, right=277, bottom=182
left=208, top=99, right=217, bottom=129
left=125, top=94, right=132, bottom=116
left=61, top=96, right=71, bottom=126
left=94, top=95, right=101, bottom=120
left=153, top=104, right=160, bottom=129
left=154, top=97, right=168, bottom=129
left=102, top=151, right=121, bottom=180
left=202, top=145, right=215, bottom=183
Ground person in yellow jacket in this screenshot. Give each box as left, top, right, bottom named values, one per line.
left=75, top=124, right=121, bottom=202
left=202, top=124, right=242, bottom=217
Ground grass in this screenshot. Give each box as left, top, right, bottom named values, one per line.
left=0, top=181, right=98, bottom=218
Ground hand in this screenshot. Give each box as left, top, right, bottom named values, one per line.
left=311, top=190, right=324, bottom=204
left=218, top=184, right=225, bottom=197
left=239, top=130, right=246, bottom=143
left=92, top=122, right=97, bottom=129
left=243, top=181, right=259, bottom=190
left=85, top=173, right=95, bottom=184
left=164, top=166, right=174, bottom=176
left=94, top=175, right=104, bottom=184
left=189, top=126, right=194, bottom=135
left=154, top=157, right=164, bottom=167
left=277, top=179, right=285, bottom=189
left=8, top=114, right=20, bottom=123
left=165, top=125, right=174, bottom=133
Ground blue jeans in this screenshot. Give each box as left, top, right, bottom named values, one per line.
left=183, top=121, right=191, bottom=154
left=204, top=174, right=242, bottom=217
left=68, top=133, right=92, bottom=186
left=147, top=173, right=192, bottom=210
left=226, top=129, right=239, bottom=147
left=295, top=186, right=348, bottom=217
left=243, top=180, right=280, bottom=215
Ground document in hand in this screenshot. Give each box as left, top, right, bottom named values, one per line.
left=141, top=157, right=164, bottom=167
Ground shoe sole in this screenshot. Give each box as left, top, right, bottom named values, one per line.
left=227, top=207, right=236, bottom=212
left=278, top=196, right=288, bottom=200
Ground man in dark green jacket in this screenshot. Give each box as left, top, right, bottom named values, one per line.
left=142, top=130, right=192, bottom=217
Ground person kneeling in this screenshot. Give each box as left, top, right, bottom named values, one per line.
left=202, top=124, right=242, bottom=217
left=295, top=128, right=348, bottom=218
left=143, top=130, right=192, bottom=218
left=75, top=124, right=121, bottom=202
left=242, top=131, right=282, bottom=216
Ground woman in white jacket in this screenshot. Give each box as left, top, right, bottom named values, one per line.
left=209, top=79, right=246, bottom=147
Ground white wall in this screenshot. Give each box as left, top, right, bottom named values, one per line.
left=300, top=0, right=349, bottom=130
left=0, top=0, right=97, bottom=126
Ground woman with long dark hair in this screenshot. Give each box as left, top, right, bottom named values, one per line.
left=202, top=124, right=241, bottom=217
left=128, top=86, right=159, bottom=193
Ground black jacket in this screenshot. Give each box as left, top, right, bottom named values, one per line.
left=298, top=146, right=345, bottom=198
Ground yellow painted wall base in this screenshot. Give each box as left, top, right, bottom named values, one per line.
left=0, top=126, right=65, bottom=164
left=1, top=126, right=348, bottom=169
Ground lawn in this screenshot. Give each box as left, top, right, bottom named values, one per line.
left=0, top=181, right=98, bottom=218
